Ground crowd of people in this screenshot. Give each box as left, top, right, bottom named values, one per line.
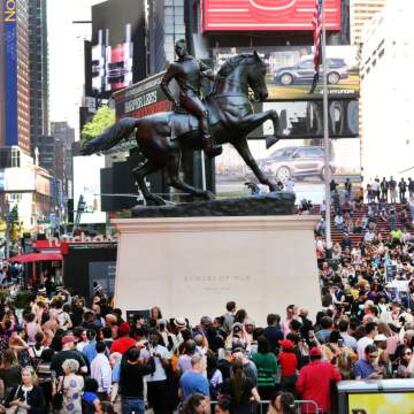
left=0, top=272, right=413, bottom=414
left=366, top=177, right=414, bottom=204
left=0, top=182, right=412, bottom=414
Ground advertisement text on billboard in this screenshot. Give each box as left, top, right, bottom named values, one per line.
left=113, top=72, right=173, bottom=120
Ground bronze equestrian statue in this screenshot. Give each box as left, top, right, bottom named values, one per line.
left=82, top=49, right=280, bottom=206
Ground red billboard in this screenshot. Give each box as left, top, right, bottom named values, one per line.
left=201, top=0, right=341, bottom=32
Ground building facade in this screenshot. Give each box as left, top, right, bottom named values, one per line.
left=360, top=2, right=414, bottom=182
left=0, top=0, right=31, bottom=153
left=29, top=0, right=49, bottom=154
left=50, top=122, right=75, bottom=200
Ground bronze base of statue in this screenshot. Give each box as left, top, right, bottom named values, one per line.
left=130, top=192, right=295, bottom=218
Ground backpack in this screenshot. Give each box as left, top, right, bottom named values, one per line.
left=30, top=345, right=44, bottom=369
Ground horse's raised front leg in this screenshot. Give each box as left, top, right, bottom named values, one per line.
left=166, top=151, right=215, bottom=201
left=233, top=138, right=278, bottom=192
left=228, top=109, right=280, bottom=146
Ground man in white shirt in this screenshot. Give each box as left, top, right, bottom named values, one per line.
left=147, top=331, right=171, bottom=414
left=90, top=341, right=112, bottom=400
left=356, top=322, right=378, bottom=360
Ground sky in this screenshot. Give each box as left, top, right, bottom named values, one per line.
left=48, top=0, right=103, bottom=138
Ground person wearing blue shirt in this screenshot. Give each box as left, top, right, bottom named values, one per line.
left=82, top=330, right=98, bottom=365
left=179, top=354, right=210, bottom=401
left=354, top=345, right=383, bottom=380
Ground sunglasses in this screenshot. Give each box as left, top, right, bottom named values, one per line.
left=404, top=352, right=413, bottom=356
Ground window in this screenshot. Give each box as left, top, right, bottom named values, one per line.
left=299, top=60, right=313, bottom=69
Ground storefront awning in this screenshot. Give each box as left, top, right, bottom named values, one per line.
left=8, top=252, right=63, bottom=263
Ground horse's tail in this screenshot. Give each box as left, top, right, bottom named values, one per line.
left=80, top=117, right=140, bottom=155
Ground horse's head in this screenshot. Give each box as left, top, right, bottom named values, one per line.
left=215, top=52, right=269, bottom=101
left=246, top=51, right=269, bottom=102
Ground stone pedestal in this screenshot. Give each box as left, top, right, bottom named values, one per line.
left=112, top=215, right=321, bottom=325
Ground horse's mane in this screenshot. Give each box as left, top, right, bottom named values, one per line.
left=217, top=54, right=255, bottom=77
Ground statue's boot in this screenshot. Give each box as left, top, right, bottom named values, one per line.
left=202, top=134, right=222, bottom=157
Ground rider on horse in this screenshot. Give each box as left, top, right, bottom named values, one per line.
left=161, top=39, right=223, bottom=157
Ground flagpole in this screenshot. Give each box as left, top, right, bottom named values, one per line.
left=321, top=0, right=332, bottom=251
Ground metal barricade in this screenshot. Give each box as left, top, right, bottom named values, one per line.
left=294, top=399, right=321, bottom=414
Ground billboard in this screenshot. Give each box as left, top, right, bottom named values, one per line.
left=3, top=0, right=18, bottom=146
left=113, top=71, right=173, bottom=120
left=215, top=137, right=361, bottom=203
left=202, top=0, right=341, bottom=32
left=214, top=45, right=359, bottom=101
left=256, top=100, right=358, bottom=139
left=87, top=0, right=145, bottom=97
left=348, top=392, right=414, bottom=414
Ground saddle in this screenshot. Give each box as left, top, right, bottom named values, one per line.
left=169, top=98, right=220, bottom=140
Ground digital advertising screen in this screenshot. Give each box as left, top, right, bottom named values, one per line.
left=213, top=45, right=360, bottom=101
left=201, top=0, right=341, bottom=32
left=347, top=392, right=414, bottom=414
left=215, top=137, right=361, bottom=203
left=87, top=0, right=145, bottom=97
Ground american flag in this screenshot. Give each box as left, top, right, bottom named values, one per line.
left=309, top=0, right=323, bottom=94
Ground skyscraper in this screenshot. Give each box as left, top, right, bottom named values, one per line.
left=360, top=2, right=414, bottom=181
left=0, top=0, right=31, bottom=155
left=29, top=0, right=49, bottom=152
left=50, top=121, right=75, bottom=199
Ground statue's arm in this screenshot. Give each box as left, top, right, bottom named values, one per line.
left=161, top=65, right=177, bottom=104
left=199, top=60, right=215, bottom=81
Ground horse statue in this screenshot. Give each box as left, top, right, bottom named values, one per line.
left=81, top=52, right=280, bottom=206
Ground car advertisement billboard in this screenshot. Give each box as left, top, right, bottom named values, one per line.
left=201, top=0, right=341, bottom=32
left=347, top=392, right=414, bottom=414
left=215, top=137, right=361, bottom=203
left=87, top=0, right=145, bottom=97
left=214, top=45, right=359, bottom=101
left=2, top=0, right=18, bottom=146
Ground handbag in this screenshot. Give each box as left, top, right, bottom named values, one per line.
left=4, top=385, right=20, bottom=414
left=52, top=377, right=64, bottom=410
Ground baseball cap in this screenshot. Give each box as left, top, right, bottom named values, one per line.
left=309, top=347, right=322, bottom=357
left=119, top=322, right=131, bottom=335
left=279, top=339, right=293, bottom=350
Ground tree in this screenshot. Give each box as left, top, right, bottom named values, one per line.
left=81, top=105, right=115, bottom=143
left=7, top=205, right=22, bottom=242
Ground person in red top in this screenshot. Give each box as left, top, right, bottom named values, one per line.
left=110, top=322, right=136, bottom=355
left=278, top=339, right=297, bottom=393
left=296, top=347, right=341, bottom=414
